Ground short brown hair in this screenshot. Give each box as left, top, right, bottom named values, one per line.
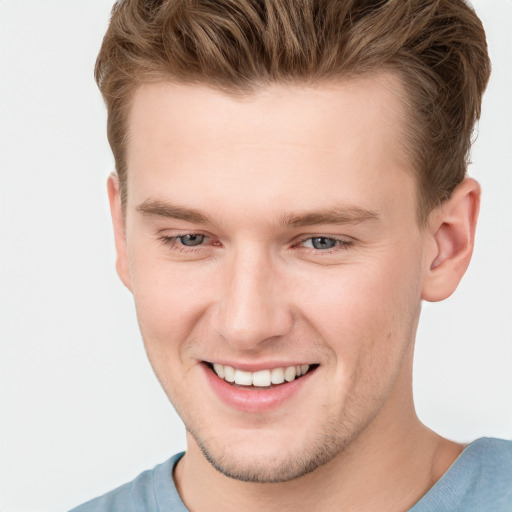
left=95, top=0, right=491, bottom=224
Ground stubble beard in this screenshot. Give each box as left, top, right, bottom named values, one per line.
left=186, top=415, right=362, bottom=484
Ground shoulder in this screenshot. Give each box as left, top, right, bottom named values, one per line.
left=68, top=452, right=186, bottom=512
left=468, top=436, right=512, bottom=460
left=68, top=480, right=134, bottom=512
left=410, top=437, right=512, bottom=512
left=471, top=436, right=512, bottom=458
left=450, top=437, right=512, bottom=509
left=467, top=437, right=512, bottom=493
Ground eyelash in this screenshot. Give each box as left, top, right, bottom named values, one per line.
left=158, top=233, right=354, bottom=255
left=159, top=234, right=216, bottom=254
left=299, top=236, right=354, bottom=253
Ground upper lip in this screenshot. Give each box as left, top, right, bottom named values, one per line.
left=204, top=360, right=318, bottom=372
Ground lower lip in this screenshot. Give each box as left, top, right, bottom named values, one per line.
left=202, top=363, right=316, bottom=413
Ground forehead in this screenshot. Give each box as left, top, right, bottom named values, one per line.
left=127, top=73, right=408, bottom=154
left=125, top=74, right=416, bottom=227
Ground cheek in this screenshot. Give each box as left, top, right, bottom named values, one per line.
left=127, top=248, right=215, bottom=363
left=294, top=255, right=422, bottom=421
left=294, top=250, right=423, bottom=367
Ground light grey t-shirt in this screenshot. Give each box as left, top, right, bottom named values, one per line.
left=70, top=437, right=512, bottom=511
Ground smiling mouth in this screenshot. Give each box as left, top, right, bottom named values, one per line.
left=206, top=362, right=319, bottom=388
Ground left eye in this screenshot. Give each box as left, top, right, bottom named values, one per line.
left=302, top=237, right=341, bottom=250
left=177, top=234, right=207, bottom=246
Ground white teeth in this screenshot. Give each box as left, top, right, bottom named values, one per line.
left=212, top=363, right=311, bottom=387
left=252, top=370, right=271, bottom=387
left=224, top=365, right=235, bottom=383
left=271, top=367, right=285, bottom=385
left=234, top=369, right=253, bottom=386
left=284, top=366, right=296, bottom=382
left=213, top=363, right=225, bottom=379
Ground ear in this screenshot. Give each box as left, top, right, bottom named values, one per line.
left=421, top=178, right=481, bottom=302
left=107, top=174, right=132, bottom=291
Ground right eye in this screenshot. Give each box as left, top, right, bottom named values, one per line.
left=177, top=234, right=207, bottom=246
left=301, top=236, right=340, bottom=250
left=158, top=232, right=212, bottom=254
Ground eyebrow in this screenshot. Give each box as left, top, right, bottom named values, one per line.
left=136, top=199, right=379, bottom=227
left=279, top=206, right=380, bottom=227
left=136, top=199, right=211, bottom=224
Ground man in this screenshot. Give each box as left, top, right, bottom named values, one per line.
left=71, top=0, right=511, bottom=510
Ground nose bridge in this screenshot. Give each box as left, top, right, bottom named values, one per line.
left=215, top=243, right=292, bottom=349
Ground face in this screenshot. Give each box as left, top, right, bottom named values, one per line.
left=115, top=75, right=431, bottom=482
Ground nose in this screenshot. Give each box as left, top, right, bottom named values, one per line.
left=211, top=245, right=294, bottom=352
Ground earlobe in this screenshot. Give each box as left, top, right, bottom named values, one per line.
left=107, top=174, right=132, bottom=291
left=421, top=178, right=481, bottom=302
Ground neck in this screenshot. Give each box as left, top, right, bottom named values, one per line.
left=174, top=364, right=464, bottom=512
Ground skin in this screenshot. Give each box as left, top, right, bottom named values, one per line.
left=109, top=73, right=480, bottom=511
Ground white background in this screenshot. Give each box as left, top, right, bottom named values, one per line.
left=0, top=1, right=510, bottom=511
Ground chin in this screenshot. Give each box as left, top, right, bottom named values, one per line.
left=187, top=418, right=355, bottom=483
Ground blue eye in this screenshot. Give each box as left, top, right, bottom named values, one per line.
left=177, top=234, right=206, bottom=246
left=303, top=237, right=340, bottom=250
